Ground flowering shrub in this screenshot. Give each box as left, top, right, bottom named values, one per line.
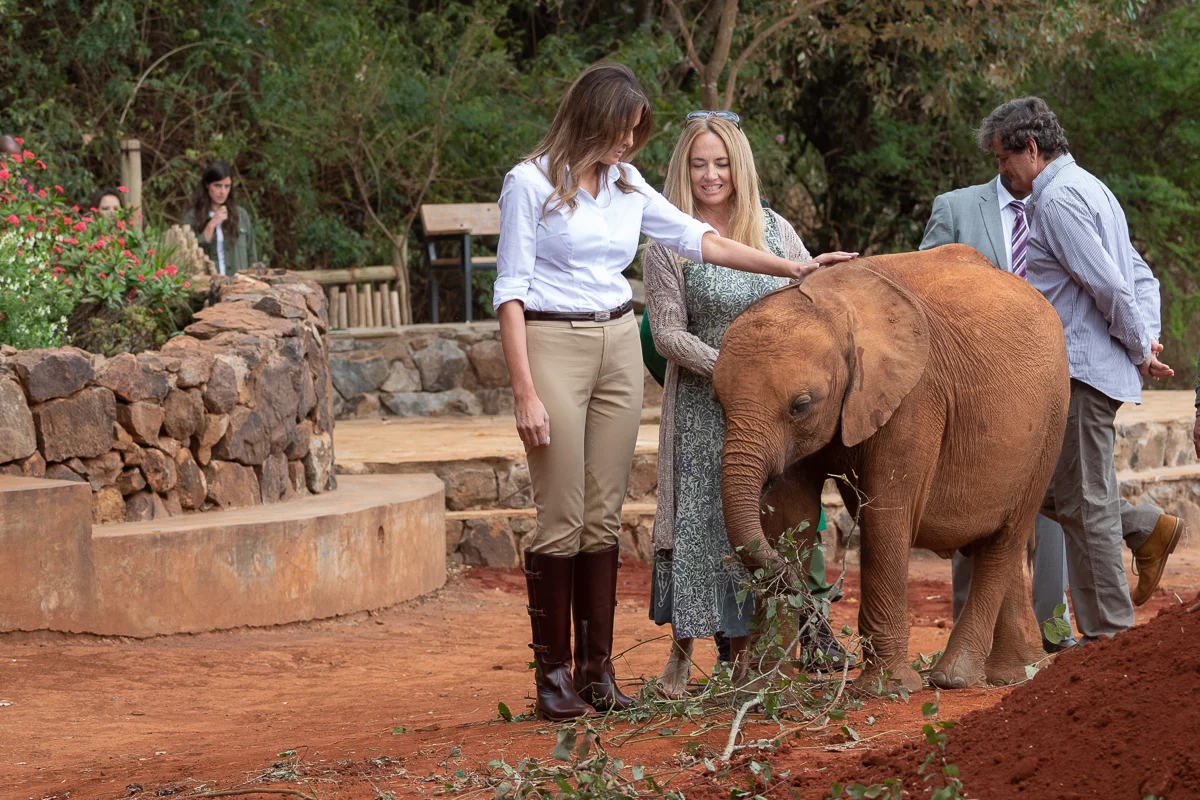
left=0, top=142, right=194, bottom=353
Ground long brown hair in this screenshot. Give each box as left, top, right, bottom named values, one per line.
left=190, top=160, right=240, bottom=243
left=527, top=62, right=653, bottom=217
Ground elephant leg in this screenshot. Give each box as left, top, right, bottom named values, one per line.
left=984, top=565, right=1044, bottom=686
left=929, top=523, right=1028, bottom=689
left=853, top=512, right=922, bottom=695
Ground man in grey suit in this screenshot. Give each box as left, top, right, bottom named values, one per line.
left=920, top=164, right=1175, bottom=648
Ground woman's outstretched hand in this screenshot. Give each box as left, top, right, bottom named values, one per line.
left=815, top=251, right=859, bottom=266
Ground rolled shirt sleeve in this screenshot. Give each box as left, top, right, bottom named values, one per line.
left=493, top=167, right=542, bottom=310
left=624, top=165, right=715, bottom=263
left=1039, top=192, right=1152, bottom=364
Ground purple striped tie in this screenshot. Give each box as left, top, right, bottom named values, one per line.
left=1010, top=200, right=1028, bottom=278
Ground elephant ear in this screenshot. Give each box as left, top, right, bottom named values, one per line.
left=802, top=265, right=930, bottom=447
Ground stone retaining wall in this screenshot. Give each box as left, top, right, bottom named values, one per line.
left=0, top=270, right=336, bottom=524
left=329, top=321, right=663, bottom=420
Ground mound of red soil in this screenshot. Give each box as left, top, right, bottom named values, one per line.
left=840, top=596, right=1200, bottom=799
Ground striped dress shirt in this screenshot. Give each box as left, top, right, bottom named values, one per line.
left=1026, top=154, right=1161, bottom=404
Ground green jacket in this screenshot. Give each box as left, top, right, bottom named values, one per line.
left=182, top=205, right=258, bottom=276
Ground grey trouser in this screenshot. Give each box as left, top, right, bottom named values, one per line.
left=1039, top=379, right=1157, bottom=639
left=951, top=497, right=1161, bottom=632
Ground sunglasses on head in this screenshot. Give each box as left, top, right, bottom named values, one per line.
left=685, top=110, right=741, bottom=128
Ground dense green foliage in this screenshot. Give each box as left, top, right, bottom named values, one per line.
left=1, top=0, right=1195, bottom=378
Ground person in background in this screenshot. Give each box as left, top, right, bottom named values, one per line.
left=183, top=160, right=259, bottom=276
left=977, top=96, right=1181, bottom=640
left=644, top=111, right=855, bottom=698
left=494, top=62, right=837, bottom=721
left=92, top=186, right=124, bottom=218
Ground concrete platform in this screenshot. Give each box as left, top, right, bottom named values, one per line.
left=335, top=391, right=1200, bottom=565
left=0, top=474, right=445, bottom=637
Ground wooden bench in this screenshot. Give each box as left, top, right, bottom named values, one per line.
left=420, top=202, right=500, bottom=323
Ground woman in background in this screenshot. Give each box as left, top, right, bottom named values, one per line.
left=183, top=160, right=258, bottom=276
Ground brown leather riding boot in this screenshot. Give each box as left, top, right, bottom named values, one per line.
left=1131, top=514, right=1185, bottom=606
left=524, top=551, right=596, bottom=721
left=573, top=546, right=634, bottom=712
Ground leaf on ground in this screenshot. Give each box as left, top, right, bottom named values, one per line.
left=497, top=702, right=513, bottom=722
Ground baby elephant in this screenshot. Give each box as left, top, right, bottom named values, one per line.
left=712, top=245, right=1069, bottom=692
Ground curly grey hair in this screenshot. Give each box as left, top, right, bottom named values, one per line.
left=976, top=96, right=1069, bottom=157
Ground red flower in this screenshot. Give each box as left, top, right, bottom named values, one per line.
left=13, top=137, right=22, bottom=144
left=117, top=186, right=129, bottom=193
left=137, top=274, right=145, bottom=282
left=22, top=150, right=33, bottom=159
left=52, top=266, right=64, bottom=275
left=183, top=281, right=191, bottom=288
left=71, top=205, right=80, bottom=212
left=12, top=154, right=22, bottom=162
left=118, top=270, right=125, bottom=277
left=81, top=216, right=93, bottom=223
left=54, top=185, right=63, bottom=193
left=164, top=265, right=178, bottom=277
left=121, top=249, right=132, bottom=258
left=64, top=278, right=72, bottom=286
left=35, top=160, right=46, bottom=170
left=157, top=307, right=163, bottom=313
left=99, top=273, right=107, bottom=279
left=37, top=189, right=47, bottom=198
left=4, top=214, right=18, bottom=224
left=154, top=269, right=164, bottom=278
left=117, top=238, right=126, bottom=246
left=0, top=169, right=8, bottom=181
left=131, top=256, right=141, bottom=266
left=117, top=220, right=126, bottom=231
left=73, top=222, right=86, bottom=232
left=146, top=249, right=155, bottom=256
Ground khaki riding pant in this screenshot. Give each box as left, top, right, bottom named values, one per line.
left=524, top=315, right=643, bottom=556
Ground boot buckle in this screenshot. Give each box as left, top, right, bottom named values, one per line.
left=528, top=642, right=549, bottom=654
left=526, top=605, right=545, bottom=617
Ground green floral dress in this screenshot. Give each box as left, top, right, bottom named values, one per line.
left=651, top=213, right=789, bottom=639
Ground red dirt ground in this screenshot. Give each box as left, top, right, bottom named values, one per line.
left=0, top=553, right=1192, bottom=800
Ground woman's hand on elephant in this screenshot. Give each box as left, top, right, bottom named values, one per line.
left=814, top=251, right=859, bottom=266
left=514, top=394, right=550, bottom=449
left=782, top=259, right=821, bottom=280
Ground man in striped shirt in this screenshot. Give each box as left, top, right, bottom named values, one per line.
left=977, top=97, right=1183, bottom=640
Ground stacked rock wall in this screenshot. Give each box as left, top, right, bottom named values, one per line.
left=329, top=321, right=663, bottom=419
left=0, top=271, right=336, bottom=524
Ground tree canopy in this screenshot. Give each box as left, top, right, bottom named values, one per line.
left=2, top=0, right=1196, bottom=381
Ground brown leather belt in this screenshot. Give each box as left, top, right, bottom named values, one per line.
left=524, top=300, right=634, bottom=323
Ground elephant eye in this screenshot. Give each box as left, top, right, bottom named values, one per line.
left=788, top=394, right=811, bottom=417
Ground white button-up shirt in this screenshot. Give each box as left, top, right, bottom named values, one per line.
left=493, top=158, right=716, bottom=312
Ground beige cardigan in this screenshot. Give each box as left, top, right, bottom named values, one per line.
left=644, top=210, right=811, bottom=551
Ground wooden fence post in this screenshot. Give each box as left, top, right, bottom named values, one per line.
left=119, top=139, right=143, bottom=228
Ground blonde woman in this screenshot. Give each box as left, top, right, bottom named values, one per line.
left=644, top=112, right=856, bottom=698
left=495, top=65, right=835, bottom=721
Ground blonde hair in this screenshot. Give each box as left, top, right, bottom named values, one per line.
left=527, top=62, right=653, bottom=217
left=661, top=116, right=766, bottom=252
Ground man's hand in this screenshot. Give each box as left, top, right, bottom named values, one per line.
left=1138, top=351, right=1174, bottom=381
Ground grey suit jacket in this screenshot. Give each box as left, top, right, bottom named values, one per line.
left=919, top=177, right=1008, bottom=269
left=919, top=177, right=1162, bottom=339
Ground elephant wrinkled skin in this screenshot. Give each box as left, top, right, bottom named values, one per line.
left=713, top=244, right=1070, bottom=693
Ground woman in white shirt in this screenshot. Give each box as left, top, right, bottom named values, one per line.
left=495, top=62, right=852, bottom=721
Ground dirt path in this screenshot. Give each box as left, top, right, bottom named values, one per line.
left=2, top=550, right=1194, bottom=800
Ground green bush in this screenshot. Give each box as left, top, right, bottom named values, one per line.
left=0, top=142, right=193, bottom=353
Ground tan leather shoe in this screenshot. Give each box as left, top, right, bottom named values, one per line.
left=1131, top=515, right=1185, bottom=606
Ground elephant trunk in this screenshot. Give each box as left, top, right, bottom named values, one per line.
left=721, top=427, right=788, bottom=576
